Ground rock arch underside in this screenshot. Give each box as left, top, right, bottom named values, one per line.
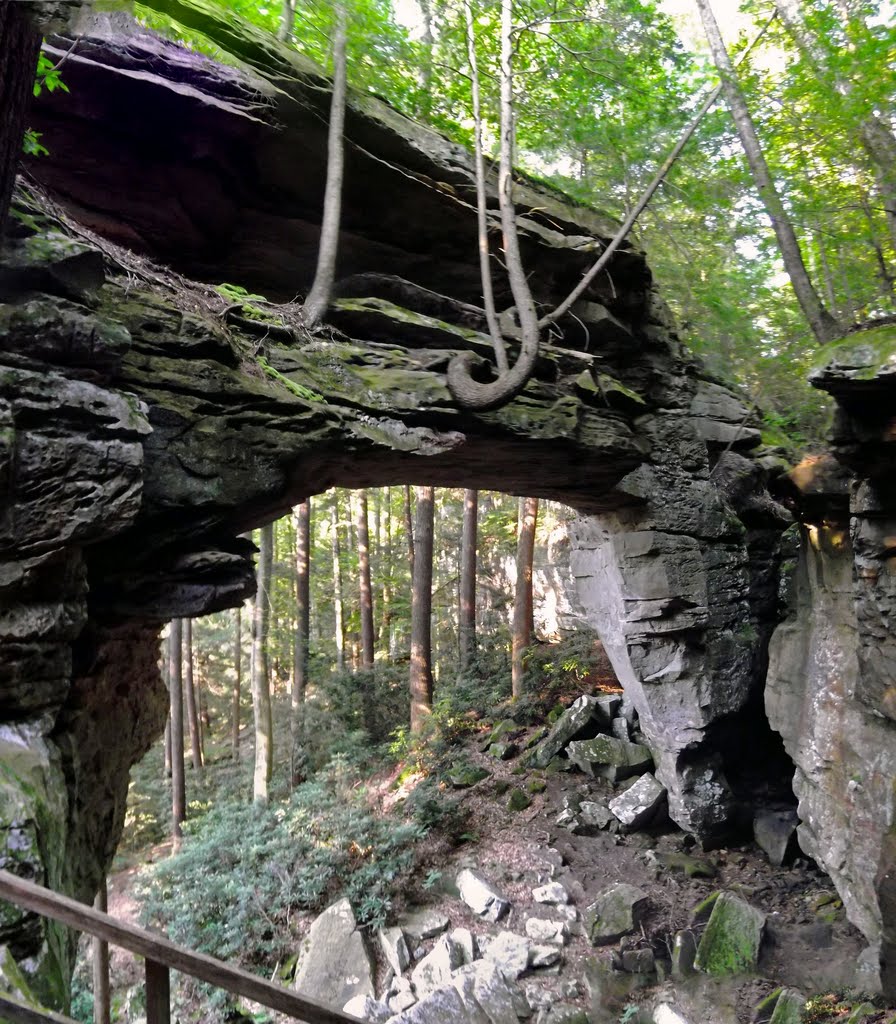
left=1, top=3, right=895, bottom=1005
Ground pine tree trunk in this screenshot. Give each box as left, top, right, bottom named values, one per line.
left=277, top=0, right=294, bottom=42
left=0, top=2, right=41, bottom=239
left=231, top=605, right=241, bottom=760
left=332, top=496, right=346, bottom=671
left=183, top=618, right=203, bottom=771
left=459, top=488, right=478, bottom=673
left=355, top=490, right=375, bottom=669
left=168, top=619, right=185, bottom=849
left=697, top=0, right=840, bottom=343
left=404, top=484, right=415, bottom=579
left=379, top=487, right=393, bottom=650
left=511, top=496, right=538, bottom=698
left=251, top=523, right=274, bottom=804
left=409, top=486, right=435, bottom=734
left=292, top=499, right=310, bottom=783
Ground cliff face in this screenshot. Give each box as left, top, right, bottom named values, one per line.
left=766, top=327, right=896, bottom=995
left=1, top=2, right=892, bottom=1004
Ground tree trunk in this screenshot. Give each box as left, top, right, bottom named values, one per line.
left=0, top=2, right=41, bottom=239
left=302, top=0, right=347, bottom=329
left=331, top=495, right=346, bottom=671
left=511, top=496, right=538, bottom=698
left=404, top=484, right=415, bottom=579
left=291, top=499, right=310, bottom=783
left=231, top=605, right=241, bottom=760
left=697, top=0, right=841, bottom=344
left=459, top=488, right=478, bottom=673
left=168, top=619, right=185, bottom=849
left=277, top=0, right=295, bottom=42
left=379, top=486, right=393, bottom=649
left=417, top=0, right=434, bottom=120
left=409, top=485, right=435, bottom=734
left=183, top=618, right=203, bottom=771
left=355, top=490, right=375, bottom=669
left=251, top=523, right=274, bottom=804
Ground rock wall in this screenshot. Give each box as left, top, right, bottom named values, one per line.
left=765, top=327, right=896, bottom=995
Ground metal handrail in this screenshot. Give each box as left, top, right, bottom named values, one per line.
left=0, top=870, right=360, bottom=1024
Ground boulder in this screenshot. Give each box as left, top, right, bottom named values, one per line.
left=535, top=1003, right=589, bottom=1024
left=566, top=735, right=653, bottom=781
left=584, top=884, right=649, bottom=945
left=609, top=774, right=667, bottom=830
left=411, top=935, right=467, bottom=999
left=344, top=994, right=392, bottom=1023
left=400, top=911, right=450, bottom=942
left=456, top=868, right=511, bottom=922
left=483, top=931, right=530, bottom=979
left=753, top=987, right=805, bottom=1024
left=620, top=948, right=654, bottom=973
left=449, top=927, right=478, bottom=965
left=524, top=918, right=568, bottom=946
left=379, top=927, right=411, bottom=976
left=386, top=984, right=469, bottom=1024
left=693, top=892, right=765, bottom=976
left=532, top=882, right=569, bottom=905
left=528, top=945, right=562, bottom=969
left=671, top=929, right=698, bottom=979
left=531, top=696, right=604, bottom=767
left=507, top=789, right=532, bottom=812
left=453, top=960, right=525, bottom=1024
left=448, top=763, right=489, bottom=788
left=753, top=809, right=800, bottom=867
left=293, top=899, right=374, bottom=1009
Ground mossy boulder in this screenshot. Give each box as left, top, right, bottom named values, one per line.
left=693, top=891, right=766, bottom=976
left=447, top=763, right=489, bottom=789
left=507, top=789, right=532, bottom=812
left=584, top=883, right=649, bottom=945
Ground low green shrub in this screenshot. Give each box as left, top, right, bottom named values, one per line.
left=136, top=758, right=424, bottom=971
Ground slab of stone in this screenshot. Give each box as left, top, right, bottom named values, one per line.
left=532, top=882, right=570, bottom=905
left=584, top=883, right=650, bottom=945
left=387, top=984, right=469, bottom=1024
left=293, top=898, right=374, bottom=1008
left=671, top=929, right=698, bottom=979
left=694, top=892, right=766, bottom=976
left=654, top=1005, right=693, bottom=1024
left=400, top=910, right=450, bottom=942
left=609, top=774, right=667, bottom=830
left=449, top=927, right=477, bottom=965
left=528, top=944, right=562, bottom=968
left=621, top=948, right=654, bottom=974
left=344, top=993, right=392, bottom=1022
left=489, top=741, right=519, bottom=760
left=453, top=960, right=523, bottom=1024
left=411, top=934, right=467, bottom=999
left=578, top=801, right=613, bottom=832
left=754, top=809, right=800, bottom=867
left=448, top=763, right=489, bottom=788
left=482, top=718, right=518, bottom=749
left=531, top=695, right=603, bottom=767
left=525, top=918, right=568, bottom=946
left=566, top=735, right=653, bottom=781
left=536, top=1002, right=589, bottom=1024
left=378, top=926, right=411, bottom=976
left=611, top=717, right=630, bottom=741
left=456, top=868, right=511, bottom=922
left=483, top=930, right=531, bottom=979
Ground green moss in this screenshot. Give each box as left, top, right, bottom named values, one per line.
left=507, top=789, right=532, bottom=812
left=527, top=778, right=547, bottom=794
left=814, top=323, right=896, bottom=380
left=694, top=892, right=764, bottom=976
left=257, top=356, right=322, bottom=401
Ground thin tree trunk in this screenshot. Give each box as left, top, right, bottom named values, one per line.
left=417, top=0, right=434, bottom=120
left=251, top=523, right=274, bottom=804
left=332, top=496, right=346, bottom=671
left=93, top=882, right=110, bottom=1024
left=0, top=2, right=42, bottom=239
left=459, top=488, right=478, bottom=674
left=697, top=0, right=840, bottom=343
left=231, top=605, right=241, bottom=760
left=277, top=0, right=295, bottom=42
left=183, top=618, right=203, bottom=771
left=511, top=496, right=538, bottom=698
left=379, top=487, right=393, bottom=649
left=409, top=486, right=435, bottom=734
left=404, top=484, right=415, bottom=580
left=292, top=499, right=310, bottom=783
left=168, top=619, right=185, bottom=849
left=164, top=719, right=171, bottom=778
left=355, top=490, right=375, bottom=669
left=302, top=0, right=347, bottom=329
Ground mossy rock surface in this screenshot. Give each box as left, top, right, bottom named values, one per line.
left=694, top=891, right=765, bottom=976
left=447, top=764, right=489, bottom=788
left=507, top=789, right=532, bottom=812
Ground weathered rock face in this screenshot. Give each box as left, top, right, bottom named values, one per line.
left=766, top=327, right=896, bottom=995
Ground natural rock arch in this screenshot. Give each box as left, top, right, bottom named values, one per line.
left=2, top=6, right=895, bottom=1003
